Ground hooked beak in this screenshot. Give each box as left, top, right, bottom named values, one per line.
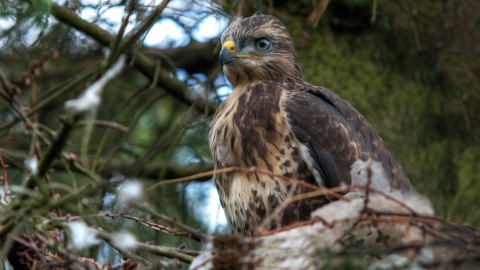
left=219, top=40, right=236, bottom=67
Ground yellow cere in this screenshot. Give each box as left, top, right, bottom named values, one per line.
left=222, top=40, right=236, bottom=54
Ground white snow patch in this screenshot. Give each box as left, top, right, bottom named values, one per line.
left=68, top=221, right=100, bottom=249
left=0, top=187, right=12, bottom=204
left=65, top=55, right=125, bottom=114
left=346, top=158, right=396, bottom=199
left=117, top=180, right=143, bottom=204
left=112, top=232, right=137, bottom=249
left=24, top=156, right=38, bottom=176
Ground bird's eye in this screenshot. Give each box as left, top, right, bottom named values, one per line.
left=255, top=38, right=272, bottom=51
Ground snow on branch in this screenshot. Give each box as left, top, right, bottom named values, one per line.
left=65, top=55, right=125, bottom=114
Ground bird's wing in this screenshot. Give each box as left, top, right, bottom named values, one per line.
left=284, top=84, right=413, bottom=193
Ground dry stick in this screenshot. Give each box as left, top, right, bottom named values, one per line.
left=363, top=210, right=447, bottom=224
left=24, top=228, right=49, bottom=265
left=286, top=186, right=348, bottom=205
left=259, top=217, right=328, bottom=237
left=260, top=202, right=480, bottom=261
left=167, top=247, right=200, bottom=257
left=262, top=213, right=438, bottom=240
left=102, top=213, right=188, bottom=237
left=11, top=50, right=58, bottom=89
left=0, top=66, right=98, bottom=132
left=306, top=0, right=330, bottom=27
left=150, top=166, right=349, bottom=236
left=0, top=72, right=49, bottom=146
left=261, top=183, right=432, bottom=242
left=33, top=232, right=95, bottom=269
left=148, top=166, right=349, bottom=201
left=94, top=232, right=152, bottom=267
left=121, top=0, right=171, bottom=50
left=51, top=212, right=198, bottom=242
left=274, top=215, right=366, bottom=239
left=257, top=182, right=299, bottom=233
left=367, top=187, right=416, bottom=214
left=135, top=202, right=207, bottom=242
left=11, top=235, right=47, bottom=266
left=52, top=214, right=201, bottom=259
left=345, top=182, right=438, bottom=219
left=136, top=242, right=194, bottom=264
left=106, top=0, right=135, bottom=68
left=75, top=120, right=130, bottom=133
left=191, top=257, right=214, bottom=270
left=146, top=167, right=240, bottom=190
left=260, top=214, right=359, bottom=238
left=335, top=169, right=375, bottom=247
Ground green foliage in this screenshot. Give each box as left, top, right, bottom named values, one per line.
left=0, top=0, right=216, bottom=267
left=28, top=0, right=51, bottom=15
left=450, top=149, right=480, bottom=225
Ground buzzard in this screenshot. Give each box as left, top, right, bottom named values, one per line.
left=209, top=14, right=414, bottom=235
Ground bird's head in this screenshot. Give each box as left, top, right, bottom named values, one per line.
left=220, top=14, right=304, bottom=88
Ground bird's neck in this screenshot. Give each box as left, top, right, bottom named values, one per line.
left=225, top=66, right=304, bottom=89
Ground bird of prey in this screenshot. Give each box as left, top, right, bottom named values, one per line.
left=209, top=14, right=414, bottom=235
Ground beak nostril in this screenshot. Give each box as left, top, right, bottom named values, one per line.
left=223, top=40, right=236, bottom=54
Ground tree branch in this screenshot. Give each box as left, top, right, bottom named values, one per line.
left=37, top=0, right=218, bottom=113
left=0, top=148, right=213, bottom=180
left=37, top=115, right=77, bottom=177
left=143, top=39, right=220, bottom=75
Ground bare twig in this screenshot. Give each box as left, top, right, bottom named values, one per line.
left=106, top=0, right=136, bottom=67
left=121, top=0, right=171, bottom=50
left=306, top=0, right=331, bottom=27
left=148, top=166, right=349, bottom=201
left=258, top=182, right=299, bottom=232
left=102, top=213, right=188, bottom=237
left=136, top=242, right=195, bottom=264
left=134, top=202, right=207, bottom=242
left=28, top=0, right=217, bottom=113
left=75, top=120, right=130, bottom=133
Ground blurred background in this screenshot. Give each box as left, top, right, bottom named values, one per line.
left=1, top=0, right=479, bottom=267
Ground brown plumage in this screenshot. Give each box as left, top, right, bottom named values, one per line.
left=209, top=14, right=414, bottom=235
